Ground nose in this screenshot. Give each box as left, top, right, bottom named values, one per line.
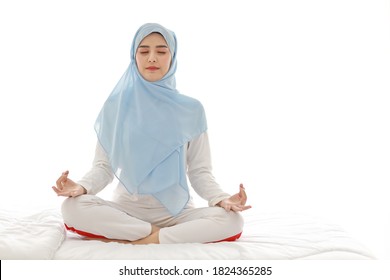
left=148, top=51, right=157, bottom=63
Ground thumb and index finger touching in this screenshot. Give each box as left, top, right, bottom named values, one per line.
left=52, top=170, right=70, bottom=194
left=238, top=183, right=251, bottom=211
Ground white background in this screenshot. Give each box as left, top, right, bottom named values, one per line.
left=0, top=0, right=389, bottom=259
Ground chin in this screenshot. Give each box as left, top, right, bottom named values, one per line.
left=145, top=75, right=162, bottom=82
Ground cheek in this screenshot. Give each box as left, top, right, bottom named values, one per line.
left=135, top=56, right=143, bottom=71
left=163, top=57, right=172, bottom=71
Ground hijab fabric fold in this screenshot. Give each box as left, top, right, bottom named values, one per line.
left=94, top=23, right=207, bottom=215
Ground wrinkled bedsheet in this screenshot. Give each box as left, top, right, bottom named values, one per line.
left=0, top=209, right=375, bottom=260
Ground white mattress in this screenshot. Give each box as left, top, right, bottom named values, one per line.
left=0, top=209, right=65, bottom=259
left=0, top=209, right=375, bottom=260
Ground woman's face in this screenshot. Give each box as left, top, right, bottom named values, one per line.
left=135, top=33, right=172, bottom=82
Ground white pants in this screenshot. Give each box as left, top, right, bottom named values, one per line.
left=61, top=194, right=244, bottom=244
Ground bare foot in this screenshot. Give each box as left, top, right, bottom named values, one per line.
left=84, top=225, right=161, bottom=245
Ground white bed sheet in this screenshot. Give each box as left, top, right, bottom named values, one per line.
left=0, top=209, right=375, bottom=260
left=0, top=209, right=65, bottom=260
left=54, top=212, right=375, bottom=260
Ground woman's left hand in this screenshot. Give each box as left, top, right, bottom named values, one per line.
left=218, top=184, right=252, bottom=212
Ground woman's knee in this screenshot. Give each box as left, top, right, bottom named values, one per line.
left=227, top=210, right=244, bottom=233
left=61, top=195, right=97, bottom=225
left=212, top=207, right=244, bottom=233
left=209, top=208, right=244, bottom=242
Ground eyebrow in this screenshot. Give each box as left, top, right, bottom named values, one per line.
left=138, top=45, right=168, bottom=49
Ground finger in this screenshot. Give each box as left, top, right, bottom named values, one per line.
left=55, top=170, right=69, bottom=189
left=55, top=173, right=67, bottom=185
left=55, top=179, right=64, bottom=190
left=231, top=204, right=252, bottom=212
left=52, top=186, right=70, bottom=197
left=239, top=184, right=247, bottom=204
left=52, top=186, right=60, bottom=195
left=57, top=170, right=69, bottom=180
left=239, top=184, right=246, bottom=195
left=231, top=204, right=248, bottom=212
left=230, top=205, right=242, bottom=212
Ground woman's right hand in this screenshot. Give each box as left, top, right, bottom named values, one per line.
left=52, top=170, right=86, bottom=197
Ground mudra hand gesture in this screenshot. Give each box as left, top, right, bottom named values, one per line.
left=218, top=184, right=251, bottom=212
left=52, top=170, right=86, bottom=197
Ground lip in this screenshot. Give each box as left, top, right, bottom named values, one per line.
left=146, top=66, right=159, bottom=70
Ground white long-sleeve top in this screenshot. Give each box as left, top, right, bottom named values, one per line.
left=78, top=132, right=231, bottom=207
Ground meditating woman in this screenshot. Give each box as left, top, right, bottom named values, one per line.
left=52, top=23, right=251, bottom=244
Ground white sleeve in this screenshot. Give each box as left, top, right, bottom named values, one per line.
left=77, top=142, right=115, bottom=195
left=187, top=132, right=231, bottom=206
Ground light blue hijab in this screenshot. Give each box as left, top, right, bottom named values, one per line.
left=95, top=23, right=207, bottom=215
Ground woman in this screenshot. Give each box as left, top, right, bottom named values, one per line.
left=52, top=23, right=251, bottom=244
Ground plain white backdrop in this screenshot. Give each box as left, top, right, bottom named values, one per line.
left=0, top=0, right=389, bottom=259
